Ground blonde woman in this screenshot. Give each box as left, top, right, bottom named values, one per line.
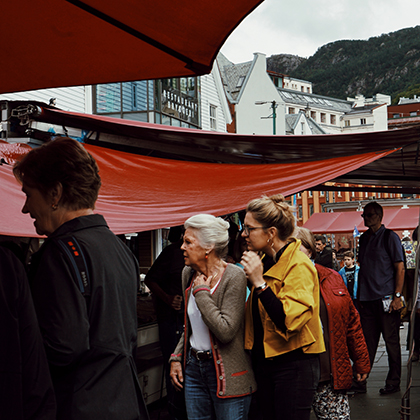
left=240, top=195, right=324, bottom=420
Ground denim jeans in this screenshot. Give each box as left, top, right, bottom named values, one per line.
left=253, top=350, right=320, bottom=420
left=184, top=350, right=252, bottom=420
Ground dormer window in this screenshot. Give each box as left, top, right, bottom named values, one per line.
left=236, top=76, right=245, bottom=88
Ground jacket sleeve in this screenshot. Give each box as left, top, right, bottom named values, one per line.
left=271, top=260, right=316, bottom=336
left=194, top=266, right=247, bottom=344
left=346, top=299, right=371, bottom=374
left=30, top=243, right=90, bottom=367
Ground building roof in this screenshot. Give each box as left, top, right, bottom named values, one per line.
left=277, top=87, right=352, bottom=113
left=217, top=53, right=252, bottom=102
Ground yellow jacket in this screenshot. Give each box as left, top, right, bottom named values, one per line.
left=244, top=239, right=325, bottom=358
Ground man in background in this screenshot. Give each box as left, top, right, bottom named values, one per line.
left=315, top=234, right=333, bottom=269
left=357, top=202, right=405, bottom=395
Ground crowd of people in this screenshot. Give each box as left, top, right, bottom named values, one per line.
left=0, top=136, right=417, bottom=420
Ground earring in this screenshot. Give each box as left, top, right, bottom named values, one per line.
left=52, top=203, right=58, bottom=211
left=205, top=252, right=209, bottom=259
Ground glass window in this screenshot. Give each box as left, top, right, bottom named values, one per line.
left=122, top=113, right=148, bottom=122
left=96, top=83, right=121, bottom=113
left=210, top=105, right=217, bottom=130
left=321, top=113, right=326, bottom=123
left=360, top=118, right=366, bottom=125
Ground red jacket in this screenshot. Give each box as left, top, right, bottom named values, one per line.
left=316, top=264, right=370, bottom=390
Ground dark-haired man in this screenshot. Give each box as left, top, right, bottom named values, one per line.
left=314, top=234, right=333, bottom=269
left=357, top=202, right=405, bottom=395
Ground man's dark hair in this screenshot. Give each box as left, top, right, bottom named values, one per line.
left=314, top=234, right=326, bottom=244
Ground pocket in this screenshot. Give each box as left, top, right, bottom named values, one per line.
left=231, top=370, right=248, bottom=377
left=332, top=288, right=347, bottom=297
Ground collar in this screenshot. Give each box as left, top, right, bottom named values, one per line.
left=47, top=214, right=108, bottom=240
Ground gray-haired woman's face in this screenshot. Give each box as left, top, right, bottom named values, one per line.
left=181, top=228, right=207, bottom=268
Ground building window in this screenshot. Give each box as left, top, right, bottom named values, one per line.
left=236, top=76, right=245, bottom=88
left=307, top=87, right=310, bottom=93
left=311, top=111, right=316, bottom=120
left=289, top=107, right=295, bottom=114
left=377, top=192, right=381, bottom=198
left=330, top=115, right=336, bottom=125
left=210, top=105, right=217, bottom=130
left=393, top=113, right=400, bottom=118
left=298, top=205, right=303, bottom=219
left=345, top=120, right=350, bottom=127
left=309, top=191, right=313, bottom=197
left=410, top=111, right=417, bottom=116
left=301, top=86, right=304, bottom=92
left=360, top=118, right=366, bottom=125
left=351, top=191, right=355, bottom=197
left=301, top=122, right=305, bottom=135
left=337, top=190, right=342, bottom=197
left=309, top=204, right=314, bottom=216
left=321, top=113, right=326, bottom=123
left=320, top=191, right=325, bottom=197
left=297, top=192, right=301, bottom=198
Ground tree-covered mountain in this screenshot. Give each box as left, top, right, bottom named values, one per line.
left=266, top=26, right=420, bottom=104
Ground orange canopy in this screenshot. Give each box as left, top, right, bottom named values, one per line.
left=0, top=143, right=393, bottom=237
left=0, top=0, right=263, bottom=94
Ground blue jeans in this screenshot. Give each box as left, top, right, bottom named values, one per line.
left=184, top=350, right=252, bottom=420
left=253, top=350, right=320, bottom=420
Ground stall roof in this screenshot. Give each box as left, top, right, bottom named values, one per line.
left=303, top=207, right=420, bottom=234
left=0, top=0, right=263, bottom=94
left=23, top=105, right=420, bottom=191
left=0, top=143, right=392, bottom=237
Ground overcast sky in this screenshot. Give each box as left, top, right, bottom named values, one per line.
left=221, top=0, right=420, bottom=63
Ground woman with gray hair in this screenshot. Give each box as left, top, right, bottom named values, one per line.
left=169, top=214, right=256, bottom=420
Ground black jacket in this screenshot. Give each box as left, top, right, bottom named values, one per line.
left=29, top=214, right=148, bottom=420
left=0, top=247, right=56, bottom=420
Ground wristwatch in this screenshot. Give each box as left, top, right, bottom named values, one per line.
left=255, top=282, right=267, bottom=292
left=394, top=292, right=402, bottom=298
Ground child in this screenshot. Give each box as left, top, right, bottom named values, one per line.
left=339, top=251, right=360, bottom=307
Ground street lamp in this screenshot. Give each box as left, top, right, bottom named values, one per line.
left=255, top=100, right=278, bottom=135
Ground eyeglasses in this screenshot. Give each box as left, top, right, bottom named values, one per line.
left=361, top=212, right=377, bottom=218
left=241, top=225, right=267, bottom=235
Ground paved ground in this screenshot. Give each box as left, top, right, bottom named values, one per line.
left=147, top=325, right=420, bottom=420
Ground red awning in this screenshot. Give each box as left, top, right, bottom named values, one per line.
left=303, top=207, right=420, bottom=234
left=21, top=105, right=420, bottom=191
left=0, top=144, right=393, bottom=237
left=0, top=0, right=263, bottom=94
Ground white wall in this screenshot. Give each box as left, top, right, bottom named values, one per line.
left=0, top=86, right=87, bottom=113
left=200, top=64, right=230, bottom=132
left=373, top=104, right=388, bottom=131
left=235, top=53, right=286, bottom=135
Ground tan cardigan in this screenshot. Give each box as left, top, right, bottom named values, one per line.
left=170, top=264, right=256, bottom=398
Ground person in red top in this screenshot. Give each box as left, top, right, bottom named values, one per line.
left=296, top=228, right=370, bottom=420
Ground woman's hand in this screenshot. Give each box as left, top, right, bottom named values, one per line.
left=170, top=361, right=184, bottom=391
left=356, top=373, right=368, bottom=382
left=194, top=272, right=211, bottom=287
left=240, top=250, right=265, bottom=288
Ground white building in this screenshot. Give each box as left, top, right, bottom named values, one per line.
left=218, top=52, right=390, bottom=135
left=218, top=52, right=286, bottom=135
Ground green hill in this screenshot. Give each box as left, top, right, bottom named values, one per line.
left=266, top=26, right=420, bottom=104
